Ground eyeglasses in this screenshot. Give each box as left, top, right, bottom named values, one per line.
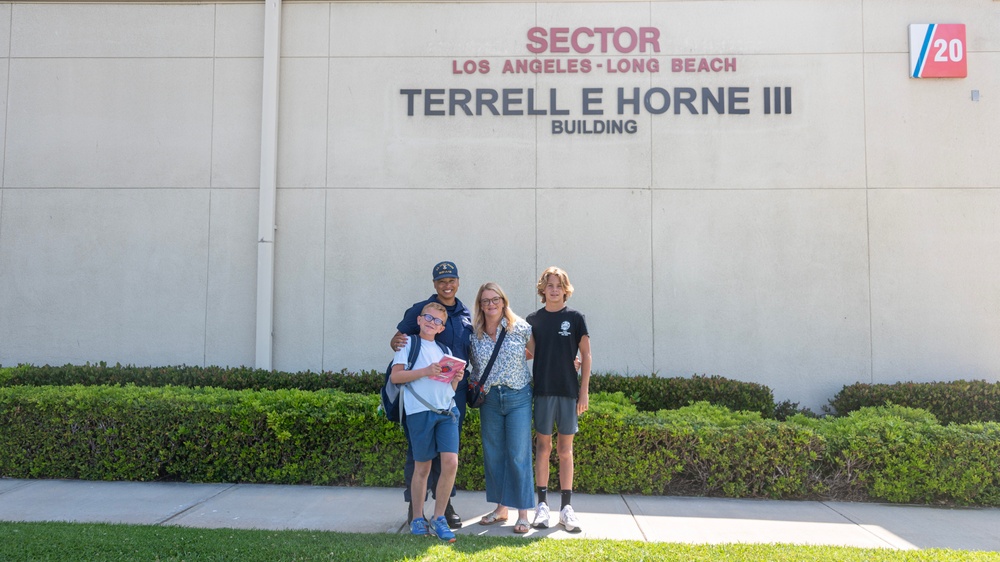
left=480, top=296, right=502, bottom=307
left=420, top=314, right=445, bottom=326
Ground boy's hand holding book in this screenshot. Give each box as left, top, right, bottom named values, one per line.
left=424, top=363, right=443, bottom=379
left=428, top=355, right=467, bottom=383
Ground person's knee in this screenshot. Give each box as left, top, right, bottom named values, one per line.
left=440, top=453, right=458, bottom=474
left=536, top=443, right=552, bottom=460
left=556, top=437, right=574, bottom=458
left=413, top=460, right=432, bottom=478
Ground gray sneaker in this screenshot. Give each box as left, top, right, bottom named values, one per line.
left=559, top=504, right=581, bottom=533
left=531, top=501, right=550, bottom=529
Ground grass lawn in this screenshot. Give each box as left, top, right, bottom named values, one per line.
left=2, top=522, right=1000, bottom=561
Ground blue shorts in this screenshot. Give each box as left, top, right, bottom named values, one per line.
left=533, top=396, right=578, bottom=435
left=406, top=408, right=460, bottom=462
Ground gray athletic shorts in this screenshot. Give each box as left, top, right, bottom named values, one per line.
left=533, top=396, right=578, bottom=435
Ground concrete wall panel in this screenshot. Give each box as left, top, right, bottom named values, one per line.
left=869, top=189, right=1000, bottom=382
left=328, top=58, right=537, bottom=188
left=652, top=189, right=872, bottom=409
left=273, top=189, right=327, bottom=372
left=10, top=4, right=214, bottom=58
left=330, top=3, right=534, bottom=57
left=536, top=188, right=654, bottom=373
left=0, top=58, right=7, bottom=185
left=536, top=2, right=651, bottom=31
left=0, top=3, right=7, bottom=189
left=205, top=189, right=258, bottom=368
left=536, top=70, right=653, bottom=188
left=278, top=57, right=329, bottom=188
left=283, top=3, right=330, bottom=57
left=0, top=193, right=4, bottom=316
left=215, top=3, right=264, bottom=58
left=863, top=0, right=1000, bottom=53
left=0, top=189, right=210, bottom=366
left=5, top=58, right=214, bottom=188
left=865, top=52, right=1000, bottom=188
left=0, top=0, right=996, bottom=409
left=652, top=0, right=863, bottom=55
left=650, top=54, right=866, bottom=189
left=0, top=4, right=10, bottom=58
left=323, top=188, right=536, bottom=371
left=212, top=58, right=263, bottom=188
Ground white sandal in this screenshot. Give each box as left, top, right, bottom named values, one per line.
left=478, top=509, right=509, bottom=525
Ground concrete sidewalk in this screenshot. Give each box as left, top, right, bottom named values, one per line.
left=2, top=478, right=1000, bottom=552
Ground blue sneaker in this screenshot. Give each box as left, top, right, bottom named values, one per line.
left=410, top=517, right=429, bottom=536
left=431, top=515, right=456, bottom=543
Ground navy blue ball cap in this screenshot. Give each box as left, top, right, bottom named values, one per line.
left=432, top=261, right=459, bottom=280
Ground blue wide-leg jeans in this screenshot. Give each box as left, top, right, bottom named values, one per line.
left=480, top=384, right=534, bottom=510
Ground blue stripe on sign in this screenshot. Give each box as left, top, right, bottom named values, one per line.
left=914, top=24, right=936, bottom=78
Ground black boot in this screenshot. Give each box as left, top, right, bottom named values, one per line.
left=444, top=500, right=462, bottom=529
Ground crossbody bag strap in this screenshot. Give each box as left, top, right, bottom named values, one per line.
left=407, top=387, right=455, bottom=421
left=478, top=327, right=507, bottom=390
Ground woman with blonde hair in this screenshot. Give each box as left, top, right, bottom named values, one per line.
left=469, top=281, right=535, bottom=534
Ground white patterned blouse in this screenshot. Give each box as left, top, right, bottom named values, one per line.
left=468, top=316, right=533, bottom=392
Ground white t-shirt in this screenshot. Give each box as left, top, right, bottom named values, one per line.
left=392, top=337, right=454, bottom=415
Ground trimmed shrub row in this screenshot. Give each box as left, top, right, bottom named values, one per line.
left=589, top=373, right=774, bottom=417
left=790, top=405, right=1000, bottom=505
left=829, top=380, right=1000, bottom=424
left=3, top=384, right=999, bottom=506
left=5, top=365, right=1000, bottom=425
left=0, top=364, right=775, bottom=417
left=0, top=363, right=383, bottom=395
left=0, top=384, right=405, bottom=485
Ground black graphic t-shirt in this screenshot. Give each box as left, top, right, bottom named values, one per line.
left=526, top=306, right=589, bottom=398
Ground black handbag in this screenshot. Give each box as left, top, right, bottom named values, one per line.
left=466, top=327, right=506, bottom=409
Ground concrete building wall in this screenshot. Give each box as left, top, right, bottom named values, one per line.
left=1, top=0, right=997, bottom=411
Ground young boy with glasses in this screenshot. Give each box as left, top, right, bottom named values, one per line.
left=526, top=267, right=591, bottom=533
left=390, top=302, right=463, bottom=542
left=390, top=261, right=473, bottom=529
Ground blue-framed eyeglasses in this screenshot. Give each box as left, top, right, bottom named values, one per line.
left=420, top=313, right=445, bottom=326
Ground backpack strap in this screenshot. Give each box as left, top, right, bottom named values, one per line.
left=402, top=335, right=457, bottom=422
left=405, top=334, right=421, bottom=370
left=398, top=335, right=421, bottom=421
left=434, top=340, right=452, bottom=357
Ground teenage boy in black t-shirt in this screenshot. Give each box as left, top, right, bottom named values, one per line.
left=525, top=266, right=591, bottom=533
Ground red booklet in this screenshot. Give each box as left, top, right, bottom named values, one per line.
left=429, top=355, right=466, bottom=383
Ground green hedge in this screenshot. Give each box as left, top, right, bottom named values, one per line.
left=0, top=363, right=383, bottom=394
left=0, top=385, right=810, bottom=499
left=0, top=364, right=776, bottom=417
left=828, top=380, right=1000, bottom=424
left=789, top=405, right=1000, bottom=505
left=7, top=384, right=997, bottom=505
left=0, top=384, right=394, bottom=484
left=589, top=373, right=775, bottom=417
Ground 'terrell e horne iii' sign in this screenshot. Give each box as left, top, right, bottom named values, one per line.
left=401, top=26, right=795, bottom=135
